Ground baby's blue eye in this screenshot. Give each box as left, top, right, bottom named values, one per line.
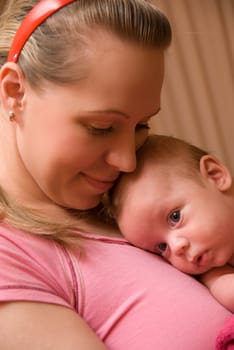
left=169, top=210, right=181, bottom=224
left=157, top=242, right=168, bottom=253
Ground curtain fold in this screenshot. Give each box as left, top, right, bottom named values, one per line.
left=151, top=0, right=234, bottom=172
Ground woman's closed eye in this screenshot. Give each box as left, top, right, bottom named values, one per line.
left=135, top=123, right=150, bottom=132
left=85, top=120, right=150, bottom=136
left=87, top=125, right=114, bottom=135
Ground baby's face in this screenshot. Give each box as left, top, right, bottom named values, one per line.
left=112, top=163, right=234, bottom=274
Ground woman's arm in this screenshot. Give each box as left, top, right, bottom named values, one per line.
left=0, top=302, right=107, bottom=350
left=200, top=265, right=234, bottom=312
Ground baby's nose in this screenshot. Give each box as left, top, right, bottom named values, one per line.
left=170, top=236, right=190, bottom=256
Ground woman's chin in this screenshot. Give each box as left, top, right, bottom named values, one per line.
left=62, top=195, right=103, bottom=212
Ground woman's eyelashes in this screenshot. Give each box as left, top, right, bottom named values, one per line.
left=135, top=123, right=150, bottom=131
left=87, top=125, right=114, bottom=135
left=87, top=123, right=150, bottom=136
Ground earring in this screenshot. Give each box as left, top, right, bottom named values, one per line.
left=8, top=111, right=15, bottom=121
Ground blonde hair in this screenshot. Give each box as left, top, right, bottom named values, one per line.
left=0, top=0, right=171, bottom=86
left=0, top=0, right=171, bottom=243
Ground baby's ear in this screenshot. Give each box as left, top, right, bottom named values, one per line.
left=200, top=155, right=232, bottom=191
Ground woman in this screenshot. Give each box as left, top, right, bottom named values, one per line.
left=0, top=1, right=231, bottom=349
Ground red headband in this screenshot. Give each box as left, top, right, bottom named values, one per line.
left=7, top=0, right=76, bottom=62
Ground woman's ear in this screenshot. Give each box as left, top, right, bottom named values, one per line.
left=0, top=62, right=26, bottom=117
left=200, top=155, right=232, bottom=192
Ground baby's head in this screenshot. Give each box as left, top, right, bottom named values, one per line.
left=110, top=135, right=234, bottom=275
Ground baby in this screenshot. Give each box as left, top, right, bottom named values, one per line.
left=110, top=134, right=234, bottom=312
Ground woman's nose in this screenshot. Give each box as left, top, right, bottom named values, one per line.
left=169, top=236, right=190, bottom=256
left=105, top=135, right=136, bottom=173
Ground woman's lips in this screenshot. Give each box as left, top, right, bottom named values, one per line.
left=83, top=174, right=117, bottom=192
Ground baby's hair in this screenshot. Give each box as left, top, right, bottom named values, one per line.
left=0, top=0, right=171, bottom=88
left=108, top=134, right=209, bottom=221
left=135, top=134, right=208, bottom=179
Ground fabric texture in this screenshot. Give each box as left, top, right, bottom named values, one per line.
left=216, top=315, right=234, bottom=350
left=0, top=225, right=231, bottom=349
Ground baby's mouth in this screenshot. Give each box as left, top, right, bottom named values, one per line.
left=193, top=250, right=211, bottom=267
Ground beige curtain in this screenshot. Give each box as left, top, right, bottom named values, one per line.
left=150, top=0, right=234, bottom=172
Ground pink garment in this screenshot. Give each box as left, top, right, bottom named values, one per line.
left=0, top=225, right=231, bottom=349
left=216, top=315, right=234, bottom=350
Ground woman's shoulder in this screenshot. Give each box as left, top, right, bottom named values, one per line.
left=0, top=224, right=76, bottom=309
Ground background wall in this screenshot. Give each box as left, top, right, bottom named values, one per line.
left=150, top=0, right=234, bottom=172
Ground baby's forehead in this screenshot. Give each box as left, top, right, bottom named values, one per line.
left=112, top=152, right=184, bottom=198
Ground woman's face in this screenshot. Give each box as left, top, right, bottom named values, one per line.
left=14, top=31, right=164, bottom=209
